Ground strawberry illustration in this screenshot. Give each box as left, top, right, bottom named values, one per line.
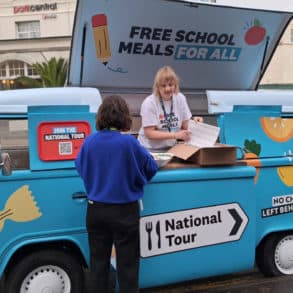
left=245, top=19, right=266, bottom=45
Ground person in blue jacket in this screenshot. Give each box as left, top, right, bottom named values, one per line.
left=75, top=95, right=158, bottom=293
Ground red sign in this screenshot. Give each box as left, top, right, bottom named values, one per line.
left=38, top=121, right=91, bottom=161
left=14, top=3, right=57, bottom=14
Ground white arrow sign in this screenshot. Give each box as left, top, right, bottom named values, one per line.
left=140, top=203, right=248, bottom=258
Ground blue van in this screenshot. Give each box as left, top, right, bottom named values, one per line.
left=0, top=87, right=101, bottom=292
left=0, top=1, right=293, bottom=292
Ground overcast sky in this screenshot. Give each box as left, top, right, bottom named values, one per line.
left=194, top=0, right=293, bottom=11
left=221, top=0, right=293, bottom=11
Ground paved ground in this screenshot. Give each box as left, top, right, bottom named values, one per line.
left=3, top=268, right=293, bottom=292
left=140, top=269, right=293, bottom=293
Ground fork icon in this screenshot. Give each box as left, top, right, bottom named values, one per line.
left=145, top=221, right=153, bottom=250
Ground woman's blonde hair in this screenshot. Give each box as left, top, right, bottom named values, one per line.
left=153, top=66, right=180, bottom=97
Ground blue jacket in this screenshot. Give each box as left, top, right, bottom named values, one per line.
left=75, top=130, right=158, bottom=203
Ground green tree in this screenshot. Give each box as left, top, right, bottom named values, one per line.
left=16, top=57, right=68, bottom=88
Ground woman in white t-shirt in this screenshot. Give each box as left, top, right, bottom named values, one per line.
left=138, top=66, right=203, bottom=151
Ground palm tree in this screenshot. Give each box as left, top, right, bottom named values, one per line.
left=16, top=57, right=68, bottom=88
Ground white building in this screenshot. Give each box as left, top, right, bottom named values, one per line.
left=0, top=0, right=76, bottom=89
left=261, top=22, right=293, bottom=87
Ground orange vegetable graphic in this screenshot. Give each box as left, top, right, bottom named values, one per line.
left=261, top=117, right=293, bottom=142
left=243, top=139, right=261, bottom=184
left=277, top=166, right=293, bottom=186
left=244, top=153, right=261, bottom=184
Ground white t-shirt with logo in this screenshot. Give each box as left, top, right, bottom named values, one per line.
left=138, top=93, right=192, bottom=151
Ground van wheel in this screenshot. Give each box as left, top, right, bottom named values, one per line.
left=5, top=249, right=84, bottom=293
left=257, top=233, right=293, bottom=276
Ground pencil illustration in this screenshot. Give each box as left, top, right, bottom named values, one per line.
left=91, top=14, right=111, bottom=65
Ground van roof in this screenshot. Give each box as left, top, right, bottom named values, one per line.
left=206, top=89, right=293, bottom=113
left=0, top=87, right=102, bottom=114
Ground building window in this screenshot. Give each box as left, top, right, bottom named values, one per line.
left=16, top=21, right=40, bottom=39
left=8, top=61, right=25, bottom=77
left=0, top=64, right=6, bottom=78
left=0, top=60, right=39, bottom=89
left=27, top=64, right=38, bottom=76
left=0, top=61, right=38, bottom=79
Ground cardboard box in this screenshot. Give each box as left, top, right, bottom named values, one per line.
left=168, top=143, right=237, bottom=166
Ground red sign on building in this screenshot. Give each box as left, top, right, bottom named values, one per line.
left=14, top=3, right=57, bottom=14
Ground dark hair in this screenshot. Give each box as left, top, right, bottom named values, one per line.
left=96, top=95, right=132, bottom=131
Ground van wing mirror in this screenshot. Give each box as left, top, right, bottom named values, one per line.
left=0, top=152, right=12, bottom=176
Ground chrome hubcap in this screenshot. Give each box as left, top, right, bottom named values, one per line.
left=20, top=265, right=71, bottom=293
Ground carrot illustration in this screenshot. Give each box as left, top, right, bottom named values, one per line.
left=243, top=139, right=261, bottom=184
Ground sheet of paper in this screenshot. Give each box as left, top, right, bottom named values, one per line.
left=187, top=120, right=220, bottom=148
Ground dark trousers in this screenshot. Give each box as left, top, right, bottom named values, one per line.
left=86, top=201, right=140, bottom=293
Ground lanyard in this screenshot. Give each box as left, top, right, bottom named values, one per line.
left=159, top=97, right=173, bottom=132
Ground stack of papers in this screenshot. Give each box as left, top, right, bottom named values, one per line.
left=187, top=120, right=220, bottom=148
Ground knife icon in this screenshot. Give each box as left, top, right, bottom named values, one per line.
left=156, top=221, right=161, bottom=249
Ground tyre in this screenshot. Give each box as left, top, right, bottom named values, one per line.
left=256, top=232, right=293, bottom=276
left=5, top=249, right=84, bottom=293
